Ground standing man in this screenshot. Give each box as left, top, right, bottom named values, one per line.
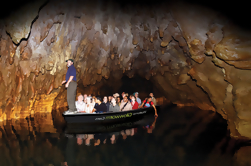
left=62, top=59, right=77, bottom=113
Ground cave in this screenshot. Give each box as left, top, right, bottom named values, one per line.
left=0, top=0, right=251, bottom=143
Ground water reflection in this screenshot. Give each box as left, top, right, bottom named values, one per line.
left=66, top=116, right=157, bottom=147
left=0, top=105, right=250, bottom=166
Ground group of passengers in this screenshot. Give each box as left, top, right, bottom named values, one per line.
left=75, top=92, right=158, bottom=116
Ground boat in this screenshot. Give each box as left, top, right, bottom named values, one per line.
left=62, top=105, right=160, bottom=124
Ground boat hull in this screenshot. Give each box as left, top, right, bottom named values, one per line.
left=62, top=106, right=159, bottom=124
left=64, top=115, right=155, bottom=134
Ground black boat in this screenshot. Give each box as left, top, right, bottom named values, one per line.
left=62, top=105, right=160, bottom=124
left=64, top=114, right=156, bottom=134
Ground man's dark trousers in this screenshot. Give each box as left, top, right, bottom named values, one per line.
left=67, top=81, right=77, bottom=112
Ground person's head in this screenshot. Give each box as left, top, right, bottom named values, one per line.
left=131, top=95, right=136, bottom=102
left=66, top=59, right=74, bottom=67
left=108, top=96, right=112, bottom=102
left=135, top=92, right=139, bottom=97
left=86, top=97, right=91, bottom=104
left=116, top=97, right=121, bottom=103
left=84, top=94, right=87, bottom=98
left=78, top=94, right=84, bottom=102
left=113, top=93, right=119, bottom=98
left=103, top=96, right=108, bottom=103
left=147, top=96, right=152, bottom=102
left=111, top=98, right=116, bottom=105
left=96, top=97, right=102, bottom=104
left=88, top=94, right=91, bottom=97
left=149, top=93, right=154, bottom=97
left=129, top=95, right=132, bottom=99
left=92, top=96, right=96, bottom=102
left=123, top=95, right=128, bottom=102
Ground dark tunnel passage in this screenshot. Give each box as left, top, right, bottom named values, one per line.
left=77, top=74, right=160, bottom=99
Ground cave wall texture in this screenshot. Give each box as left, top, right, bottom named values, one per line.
left=0, top=0, right=251, bottom=139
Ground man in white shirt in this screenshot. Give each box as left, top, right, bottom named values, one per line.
left=75, top=94, right=86, bottom=112
left=120, top=95, right=132, bottom=111
left=134, top=92, right=141, bottom=105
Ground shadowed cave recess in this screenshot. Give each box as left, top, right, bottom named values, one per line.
left=0, top=0, right=251, bottom=139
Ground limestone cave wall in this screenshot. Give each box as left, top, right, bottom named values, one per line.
left=0, top=0, right=251, bottom=139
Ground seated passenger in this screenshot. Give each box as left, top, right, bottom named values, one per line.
left=103, top=96, right=110, bottom=112
left=116, top=97, right=121, bottom=106
left=129, top=95, right=133, bottom=102
left=109, top=98, right=120, bottom=112
left=120, top=95, right=132, bottom=111
left=134, top=92, right=141, bottom=105
left=149, top=93, right=157, bottom=105
left=94, top=97, right=107, bottom=113
left=131, top=95, right=139, bottom=110
left=108, top=96, right=113, bottom=103
left=91, top=96, right=97, bottom=107
left=83, top=94, right=88, bottom=103
left=139, top=96, right=158, bottom=117
left=113, top=93, right=119, bottom=99
left=140, top=96, right=154, bottom=108
left=75, top=94, right=86, bottom=112
left=85, top=97, right=95, bottom=113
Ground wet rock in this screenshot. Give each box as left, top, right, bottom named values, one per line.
left=234, top=146, right=251, bottom=166
left=189, top=39, right=206, bottom=63
left=4, top=0, right=46, bottom=44
left=177, top=74, right=190, bottom=85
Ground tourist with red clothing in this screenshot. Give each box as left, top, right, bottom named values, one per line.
left=131, top=95, right=139, bottom=110
left=139, top=96, right=158, bottom=117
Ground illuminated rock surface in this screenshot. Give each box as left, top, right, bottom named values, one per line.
left=0, top=0, right=251, bottom=139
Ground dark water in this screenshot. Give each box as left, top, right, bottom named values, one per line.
left=0, top=105, right=250, bottom=166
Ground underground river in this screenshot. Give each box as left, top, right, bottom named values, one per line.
left=0, top=104, right=250, bottom=166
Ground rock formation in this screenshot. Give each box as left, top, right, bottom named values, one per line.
left=0, top=0, right=251, bottom=139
